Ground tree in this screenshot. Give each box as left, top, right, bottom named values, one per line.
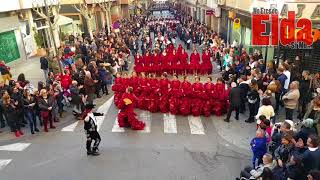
left=73, top=0, right=96, bottom=39
left=96, top=0, right=113, bottom=33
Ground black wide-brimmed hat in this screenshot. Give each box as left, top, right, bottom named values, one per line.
left=85, top=103, right=96, bottom=110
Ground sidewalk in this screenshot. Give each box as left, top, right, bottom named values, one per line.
left=8, top=56, right=45, bottom=86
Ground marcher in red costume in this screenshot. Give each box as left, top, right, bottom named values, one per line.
left=179, top=48, right=188, bottom=75
left=118, top=87, right=145, bottom=130
left=148, top=74, right=159, bottom=113
left=169, top=74, right=181, bottom=115
left=201, top=49, right=213, bottom=75
left=61, top=70, right=72, bottom=90
left=137, top=73, right=150, bottom=110
left=177, top=44, right=183, bottom=55
left=191, top=77, right=204, bottom=116
left=143, top=50, right=151, bottom=73
left=159, top=73, right=170, bottom=113
left=112, top=72, right=124, bottom=108
left=189, top=49, right=200, bottom=75
left=203, top=77, right=215, bottom=117
left=134, top=52, right=143, bottom=73
left=152, top=49, right=161, bottom=76
left=212, top=78, right=225, bottom=116
left=168, top=49, right=178, bottom=75
left=179, top=76, right=192, bottom=116
left=161, top=50, right=169, bottom=74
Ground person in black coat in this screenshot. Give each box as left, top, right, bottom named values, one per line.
left=224, top=82, right=242, bottom=122
left=40, top=56, right=49, bottom=81
left=238, top=76, right=250, bottom=113
left=302, top=135, right=320, bottom=173
left=245, top=80, right=260, bottom=123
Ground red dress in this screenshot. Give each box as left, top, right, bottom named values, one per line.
left=179, top=52, right=188, bottom=75
left=168, top=53, right=178, bottom=74
left=189, top=53, right=200, bottom=74
left=179, top=81, right=192, bottom=116
left=61, top=74, right=72, bottom=90
left=118, top=93, right=145, bottom=130
left=159, top=78, right=170, bottom=113
left=201, top=52, right=213, bottom=75
left=152, top=53, right=160, bottom=74
left=137, top=77, right=150, bottom=110
left=143, top=54, right=151, bottom=73
left=169, top=79, right=181, bottom=115
left=134, top=55, right=143, bottom=73
left=212, top=83, right=225, bottom=116
left=112, top=77, right=124, bottom=108
left=203, top=83, right=215, bottom=117
left=191, top=82, right=204, bottom=116
left=161, top=53, right=169, bottom=73
left=148, top=78, right=160, bottom=113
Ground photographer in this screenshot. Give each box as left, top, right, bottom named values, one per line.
left=270, top=121, right=295, bottom=154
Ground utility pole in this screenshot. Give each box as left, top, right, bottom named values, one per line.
left=44, top=0, right=63, bottom=74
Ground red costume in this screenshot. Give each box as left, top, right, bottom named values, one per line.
left=191, top=82, right=204, bottom=116
left=179, top=80, right=192, bottom=116
left=203, top=83, right=215, bottom=117
left=137, top=77, right=150, bottom=110
left=159, top=78, right=170, bottom=113
left=168, top=79, right=181, bottom=115
left=148, top=78, right=160, bottom=113
left=118, top=92, right=145, bottom=130
left=201, top=52, right=213, bottom=75
left=112, top=77, right=124, bottom=108
left=212, top=83, right=225, bottom=116
left=179, top=51, right=188, bottom=75
left=143, top=53, right=152, bottom=73
left=168, top=52, right=178, bottom=74
left=60, top=74, right=72, bottom=90
left=189, top=52, right=200, bottom=74
left=161, top=52, right=169, bottom=73
left=134, top=55, right=143, bottom=73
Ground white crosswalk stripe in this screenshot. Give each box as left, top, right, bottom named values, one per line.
left=137, top=111, right=151, bottom=133
left=96, top=96, right=114, bottom=131
left=0, top=143, right=31, bottom=151
left=112, top=110, right=125, bottom=132
left=0, top=159, right=12, bottom=171
left=188, top=116, right=205, bottom=135
left=61, top=121, right=79, bottom=132
left=163, top=113, right=177, bottom=134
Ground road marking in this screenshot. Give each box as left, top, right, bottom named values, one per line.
left=0, top=143, right=31, bottom=151
left=137, top=111, right=151, bottom=133
left=61, top=121, right=79, bottom=132
left=163, top=113, right=177, bottom=134
left=96, top=96, right=114, bottom=131
left=0, top=159, right=12, bottom=170
left=112, top=110, right=125, bottom=132
left=188, top=116, right=205, bottom=135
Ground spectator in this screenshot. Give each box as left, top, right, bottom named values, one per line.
left=246, top=80, right=260, bottom=123
left=23, top=89, right=39, bottom=134
left=40, top=55, right=49, bottom=81
left=256, top=98, right=275, bottom=122
left=285, top=155, right=305, bottom=180
left=224, top=82, right=241, bottom=122
left=84, top=71, right=97, bottom=104
left=307, top=170, right=320, bottom=180
left=304, top=96, right=320, bottom=134
left=296, top=119, right=317, bottom=145
left=38, top=89, right=56, bottom=132
left=251, top=129, right=268, bottom=168
left=0, top=60, right=12, bottom=84
left=282, top=81, right=300, bottom=120
left=302, top=135, right=320, bottom=173
left=17, top=73, right=27, bottom=88
left=238, top=153, right=276, bottom=180
left=298, top=70, right=312, bottom=120
left=274, top=133, right=294, bottom=168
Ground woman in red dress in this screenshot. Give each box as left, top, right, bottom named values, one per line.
left=134, top=52, right=143, bottom=73
left=179, top=76, right=192, bottom=116
left=189, top=49, right=200, bottom=75
left=169, top=74, right=181, bottom=115
left=212, top=77, right=225, bottom=116
left=160, top=50, right=169, bottom=74
left=143, top=50, right=151, bottom=73
left=118, top=87, right=145, bottom=130
left=112, top=72, right=124, bottom=108
left=177, top=44, right=183, bottom=55
left=129, top=71, right=140, bottom=107
left=169, top=49, right=178, bottom=75
left=179, top=48, right=188, bottom=75
left=159, top=73, right=170, bottom=113
left=191, top=76, right=204, bottom=116
left=203, top=77, right=215, bottom=117
left=152, top=49, right=161, bottom=76
left=148, top=73, right=160, bottom=113
left=201, top=49, right=213, bottom=75
left=137, top=72, right=150, bottom=110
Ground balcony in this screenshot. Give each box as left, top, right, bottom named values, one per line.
left=119, top=0, right=129, bottom=4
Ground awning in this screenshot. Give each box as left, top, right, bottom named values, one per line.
left=57, top=15, right=73, bottom=26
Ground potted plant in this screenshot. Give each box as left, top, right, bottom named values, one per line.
left=33, top=28, right=46, bottom=56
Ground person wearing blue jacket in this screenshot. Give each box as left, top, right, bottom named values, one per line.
left=250, top=129, right=268, bottom=168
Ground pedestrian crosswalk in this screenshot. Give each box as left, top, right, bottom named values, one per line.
left=0, top=143, right=31, bottom=171
left=60, top=96, right=218, bottom=135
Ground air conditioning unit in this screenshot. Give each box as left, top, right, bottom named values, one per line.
left=217, top=0, right=226, bottom=5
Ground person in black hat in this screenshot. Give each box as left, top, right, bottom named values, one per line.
left=83, top=103, right=103, bottom=156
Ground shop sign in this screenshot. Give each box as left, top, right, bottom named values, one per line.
left=252, top=10, right=318, bottom=48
